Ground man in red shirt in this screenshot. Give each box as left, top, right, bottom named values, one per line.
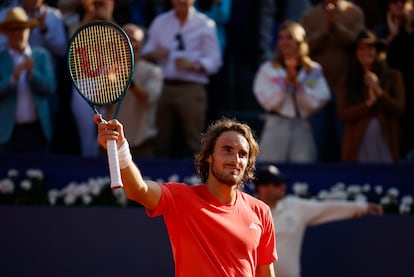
left=94, top=115, right=277, bottom=277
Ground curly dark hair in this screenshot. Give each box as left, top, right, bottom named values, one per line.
left=194, top=117, right=259, bottom=189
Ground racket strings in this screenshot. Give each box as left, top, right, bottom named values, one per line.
left=69, top=24, right=132, bottom=105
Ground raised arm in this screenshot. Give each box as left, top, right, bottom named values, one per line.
left=94, top=114, right=162, bottom=210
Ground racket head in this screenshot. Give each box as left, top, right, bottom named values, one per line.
left=67, top=21, right=134, bottom=107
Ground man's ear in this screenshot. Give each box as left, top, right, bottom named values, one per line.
left=206, top=154, right=212, bottom=164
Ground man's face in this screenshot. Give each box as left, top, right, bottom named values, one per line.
left=82, top=0, right=114, bottom=21
left=21, top=0, right=43, bottom=12
left=256, top=183, right=286, bottom=204
left=207, top=131, right=249, bottom=187
left=171, top=0, right=195, bottom=14
left=124, top=26, right=144, bottom=54
left=4, top=23, right=30, bottom=52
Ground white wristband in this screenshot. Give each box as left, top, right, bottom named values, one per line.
left=118, top=139, right=132, bottom=169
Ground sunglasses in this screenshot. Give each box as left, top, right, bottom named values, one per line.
left=175, top=33, right=185, bottom=51
left=5, top=26, right=28, bottom=33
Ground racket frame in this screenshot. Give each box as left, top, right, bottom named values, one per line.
left=67, top=20, right=135, bottom=189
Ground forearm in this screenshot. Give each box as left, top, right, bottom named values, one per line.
left=120, top=163, right=161, bottom=210
left=117, top=140, right=161, bottom=210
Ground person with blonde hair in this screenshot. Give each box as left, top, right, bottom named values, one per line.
left=253, top=20, right=330, bottom=162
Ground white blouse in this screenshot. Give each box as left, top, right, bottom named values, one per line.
left=253, top=60, right=331, bottom=118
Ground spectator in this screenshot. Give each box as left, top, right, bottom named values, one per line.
left=300, top=0, right=365, bottom=162
left=253, top=21, right=330, bottom=163
left=0, top=7, right=56, bottom=154
left=373, top=0, right=414, bottom=161
left=19, top=0, right=68, bottom=68
left=141, top=0, right=222, bottom=158
left=254, top=164, right=383, bottom=277
left=337, top=29, right=405, bottom=162
left=105, top=23, right=163, bottom=157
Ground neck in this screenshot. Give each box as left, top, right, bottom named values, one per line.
left=175, top=10, right=189, bottom=24
left=205, top=182, right=237, bottom=204
left=10, top=44, right=26, bottom=53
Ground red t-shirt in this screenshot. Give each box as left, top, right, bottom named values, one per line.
left=147, top=183, right=278, bottom=277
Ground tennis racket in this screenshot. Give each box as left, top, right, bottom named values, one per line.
left=68, top=21, right=134, bottom=189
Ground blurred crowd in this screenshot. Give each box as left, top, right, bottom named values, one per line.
left=0, top=0, right=413, bottom=164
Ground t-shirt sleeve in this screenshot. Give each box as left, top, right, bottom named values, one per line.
left=257, top=205, right=278, bottom=265
left=146, top=183, right=172, bottom=218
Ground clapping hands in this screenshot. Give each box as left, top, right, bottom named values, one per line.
left=364, top=71, right=383, bottom=107
left=13, top=56, right=34, bottom=81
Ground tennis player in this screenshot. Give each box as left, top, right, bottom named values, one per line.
left=94, top=114, right=277, bottom=277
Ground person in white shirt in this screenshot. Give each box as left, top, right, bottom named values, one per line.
left=141, top=0, right=222, bottom=158
left=253, top=21, right=331, bottom=163
left=254, top=164, right=383, bottom=277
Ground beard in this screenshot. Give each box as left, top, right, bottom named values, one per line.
left=209, top=158, right=244, bottom=187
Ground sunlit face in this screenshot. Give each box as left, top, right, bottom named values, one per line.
left=82, top=0, right=114, bottom=20
left=277, top=28, right=299, bottom=58
left=256, top=183, right=286, bottom=205
left=4, top=23, right=30, bottom=52
left=356, top=42, right=377, bottom=69
left=207, top=131, right=249, bottom=187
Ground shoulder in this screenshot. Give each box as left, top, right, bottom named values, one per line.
left=309, top=60, right=322, bottom=69
left=162, top=182, right=194, bottom=191
left=192, top=9, right=216, bottom=26
left=162, top=182, right=205, bottom=196
left=258, top=61, right=282, bottom=74
left=46, top=6, right=64, bottom=18
left=303, top=59, right=323, bottom=71
left=31, top=47, right=51, bottom=57
left=239, top=191, right=272, bottom=214
left=152, top=9, right=175, bottom=24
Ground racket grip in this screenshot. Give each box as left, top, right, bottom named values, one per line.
left=106, top=139, right=123, bottom=189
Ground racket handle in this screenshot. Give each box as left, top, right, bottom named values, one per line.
left=106, top=139, right=123, bottom=189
